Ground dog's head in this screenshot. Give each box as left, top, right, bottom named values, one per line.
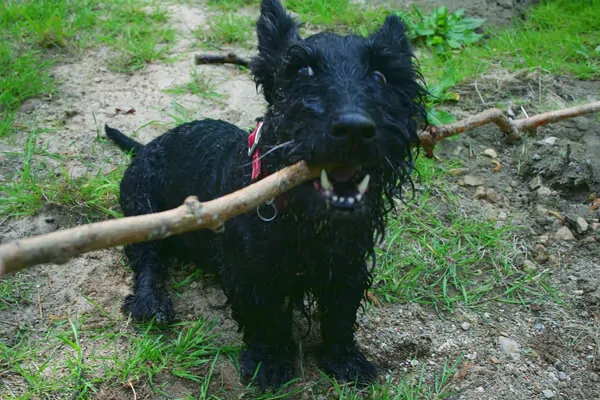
left=251, top=0, right=426, bottom=226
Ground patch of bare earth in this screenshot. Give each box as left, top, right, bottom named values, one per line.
left=1, top=1, right=599, bottom=399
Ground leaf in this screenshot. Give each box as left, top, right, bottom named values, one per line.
left=427, top=108, right=456, bottom=126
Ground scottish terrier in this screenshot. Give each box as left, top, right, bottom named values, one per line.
left=105, top=0, right=425, bottom=389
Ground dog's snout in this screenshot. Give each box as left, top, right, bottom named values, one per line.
left=330, top=112, right=376, bottom=142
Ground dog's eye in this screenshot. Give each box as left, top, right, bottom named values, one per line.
left=298, top=65, right=314, bottom=77
left=373, top=70, right=387, bottom=84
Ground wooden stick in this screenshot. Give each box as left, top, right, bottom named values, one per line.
left=194, top=52, right=250, bottom=68
left=0, top=161, right=319, bottom=276
left=419, top=101, right=600, bottom=157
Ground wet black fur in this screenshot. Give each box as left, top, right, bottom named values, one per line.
left=106, top=0, right=425, bottom=390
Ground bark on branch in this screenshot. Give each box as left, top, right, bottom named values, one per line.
left=0, top=161, right=319, bottom=276
left=194, top=52, right=250, bottom=68
left=419, top=101, right=600, bottom=158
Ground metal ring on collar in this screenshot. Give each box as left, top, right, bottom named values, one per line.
left=256, top=199, right=277, bottom=222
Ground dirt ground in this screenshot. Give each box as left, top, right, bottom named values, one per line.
left=1, top=1, right=599, bottom=399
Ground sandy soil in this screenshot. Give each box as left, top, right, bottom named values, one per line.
left=1, top=1, right=599, bottom=399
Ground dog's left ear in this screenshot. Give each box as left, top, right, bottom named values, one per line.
left=251, top=0, right=300, bottom=104
left=369, top=15, right=411, bottom=52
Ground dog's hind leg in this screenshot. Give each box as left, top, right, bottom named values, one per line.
left=315, top=261, right=378, bottom=386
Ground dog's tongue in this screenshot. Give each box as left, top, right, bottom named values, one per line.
left=330, top=167, right=355, bottom=183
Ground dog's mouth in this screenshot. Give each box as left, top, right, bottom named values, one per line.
left=311, top=166, right=370, bottom=210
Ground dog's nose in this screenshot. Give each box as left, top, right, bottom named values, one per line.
left=330, top=112, right=376, bottom=142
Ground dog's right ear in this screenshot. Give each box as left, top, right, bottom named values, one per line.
left=251, top=0, right=300, bottom=104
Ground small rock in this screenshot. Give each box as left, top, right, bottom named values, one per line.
left=558, top=372, right=568, bottom=381
left=536, top=186, right=552, bottom=197
left=530, top=176, right=543, bottom=190
left=448, top=168, right=468, bottom=176
left=542, top=389, right=555, bottom=398
left=463, top=175, right=484, bottom=187
left=489, top=356, right=500, bottom=364
left=537, top=235, right=549, bottom=244
left=592, top=222, right=600, bottom=232
left=483, top=148, right=498, bottom=158
left=535, top=205, right=548, bottom=216
left=537, top=137, right=557, bottom=146
left=499, top=337, right=520, bottom=359
left=522, top=260, right=538, bottom=273
left=555, top=227, right=576, bottom=241
left=18, top=98, right=43, bottom=114
left=475, top=186, right=486, bottom=199
left=533, top=153, right=542, bottom=161
left=485, top=188, right=499, bottom=203
left=460, top=322, right=472, bottom=331
left=93, top=76, right=102, bottom=83
left=576, top=217, right=588, bottom=233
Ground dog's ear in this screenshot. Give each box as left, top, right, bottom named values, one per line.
left=251, top=0, right=300, bottom=104
left=369, top=15, right=411, bottom=52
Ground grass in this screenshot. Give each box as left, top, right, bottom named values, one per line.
left=374, top=157, right=555, bottom=312
left=0, top=127, right=125, bottom=219
left=0, top=315, right=233, bottom=398
left=164, top=69, right=222, bottom=99
left=0, top=0, right=175, bottom=137
left=195, top=13, right=255, bottom=47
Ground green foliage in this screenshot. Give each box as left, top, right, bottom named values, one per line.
left=196, top=14, right=254, bottom=47
left=425, top=66, right=460, bottom=126
left=402, top=6, right=485, bottom=55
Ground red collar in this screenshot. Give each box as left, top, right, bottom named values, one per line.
left=247, top=120, right=288, bottom=218
left=247, top=120, right=264, bottom=181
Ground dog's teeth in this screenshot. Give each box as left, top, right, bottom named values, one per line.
left=321, top=169, right=333, bottom=191
left=348, top=197, right=355, bottom=205
left=356, top=194, right=363, bottom=202
left=332, top=195, right=339, bottom=202
left=357, top=174, right=370, bottom=195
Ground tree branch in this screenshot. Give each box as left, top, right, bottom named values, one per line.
left=419, top=101, right=600, bottom=158
left=194, top=52, right=250, bottom=68
left=0, top=161, right=319, bottom=276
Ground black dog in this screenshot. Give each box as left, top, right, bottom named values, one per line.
left=106, top=0, right=425, bottom=389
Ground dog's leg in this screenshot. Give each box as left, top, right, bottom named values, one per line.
left=316, top=261, right=378, bottom=385
left=120, top=175, right=174, bottom=323
left=220, top=259, right=295, bottom=389
left=122, top=241, right=174, bottom=323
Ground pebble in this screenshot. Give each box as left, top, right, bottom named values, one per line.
left=555, top=226, right=576, bottom=241
left=475, top=186, right=486, bottom=199
left=499, top=337, right=520, bottom=359
left=490, top=356, right=500, bottom=364
left=592, top=222, right=600, bottom=232
left=461, top=322, right=472, bottom=331
left=530, top=176, right=543, bottom=190
left=483, top=148, right=498, bottom=158
left=448, top=168, right=468, bottom=176
left=533, top=153, right=542, bottom=161
left=542, top=389, right=555, bottom=398
left=522, top=260, right=538, bottom=273
left=485, top=188, right=499, bottom=203
left=536, top=186, right=552, bottom=197
left=558, top=372, right=568, bottom=381
left=576, top=217, right=588, bottom=233
left=17, top=98, right=43, bottom=114
left=463, top=175, right=484, bottom=187
left=537, top=137, right=557, bottom=146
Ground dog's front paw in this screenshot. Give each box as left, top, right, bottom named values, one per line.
left=240, top=346, right=294, bottom=391
left=320, top=345, right=378, bottom=386
left=123, top=293, right=174, bottom=323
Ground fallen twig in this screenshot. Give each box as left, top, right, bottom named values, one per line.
left=419, top=101, right=600, bottom=157
left=0, top=161, right=319, bottom=276
left=194, top=52, right=250, bottom=68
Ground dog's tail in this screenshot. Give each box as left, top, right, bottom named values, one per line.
left=104, top=124, right=144, bottom=156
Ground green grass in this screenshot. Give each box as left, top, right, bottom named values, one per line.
left=207, top=0, right=260, bottom=12
left=0, top=315, right=233, bottom=398
left=0, top=0, right=176, bottom=137
left=195, top=13, right=255, bottom=47
left=422, top=0, right=600, bottom=82
left=164, top=69, right=222, bottom=99
left=374, top=157, right=555, bottom=312
left=0, top=128, right=125, bottom=219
